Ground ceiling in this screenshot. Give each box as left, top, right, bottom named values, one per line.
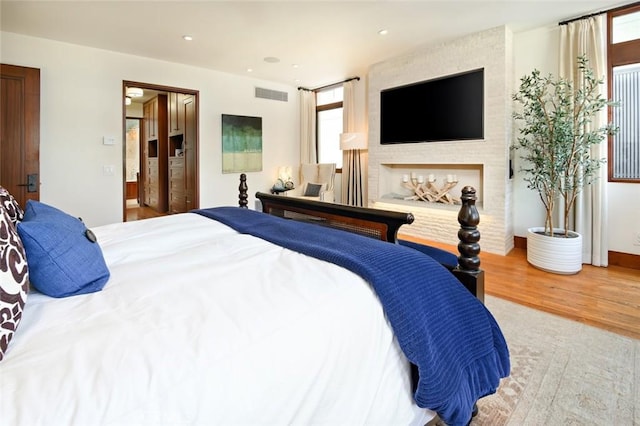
left=0, top=0, right=627, bottom=89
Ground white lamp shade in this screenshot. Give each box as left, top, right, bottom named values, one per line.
left=340, top=132, right=367, bottom=150
left=126, top=87, right=144, bottom=98
left=277, top=166, right=292, bottom=182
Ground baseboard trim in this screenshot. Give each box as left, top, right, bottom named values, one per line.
left=514, top=236, right=527, bottom=250
left=609, top=251, right=640, bottom=270
left=513, top=236, right=639, bottom=270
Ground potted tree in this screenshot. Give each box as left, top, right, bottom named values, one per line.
left=512, top=56, right=617, bottom=274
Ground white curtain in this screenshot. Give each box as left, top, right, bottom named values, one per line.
left=341, top=80, right=366, bottom=206
left=299, top=89, right=317, bottom=164
left=559, top=14, right=608, bottom=266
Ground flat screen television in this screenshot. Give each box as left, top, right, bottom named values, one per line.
left=380, top=69, right=484, bottom=144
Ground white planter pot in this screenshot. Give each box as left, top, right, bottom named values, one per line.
left=526, top=227, right=583, bottom=274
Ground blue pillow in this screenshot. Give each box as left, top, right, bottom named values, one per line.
left=303, top=183, right=323, bottom=197
left=16, top=200, right=110, bottom=298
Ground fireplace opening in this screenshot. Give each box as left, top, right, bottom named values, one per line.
left=378, top=163, right=483, bottom=209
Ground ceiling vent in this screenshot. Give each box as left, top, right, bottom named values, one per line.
left=255, top=87, right=288, bottom=102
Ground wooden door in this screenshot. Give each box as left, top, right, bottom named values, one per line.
left=0, top=64, right=40, bottom=207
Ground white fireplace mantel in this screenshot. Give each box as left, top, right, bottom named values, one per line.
left=365, top=26, right=515, bottom=255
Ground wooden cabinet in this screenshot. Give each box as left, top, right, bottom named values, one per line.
left=169, top=157, right=186, bottom=213
left=168, top=93, right=184, bottom=137
left=183, top=95, right=197, bottom=212
left=141, top=91, right=196, bottom=214
left=144, top=97, right=158, bottom=141
left=167, top=94, right=196, bottom=214
left=145, top=158, right=159, bottom=207
left=168, top=93, right=187, bottom=213
left=142, top=94, right=168, bottom=212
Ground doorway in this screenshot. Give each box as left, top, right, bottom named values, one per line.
left=122, top=81, right=199, bottom=221
left=124, top=117, right=153, bottom=221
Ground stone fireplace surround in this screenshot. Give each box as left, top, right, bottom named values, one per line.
left=366, top=26, right=514, bottom=255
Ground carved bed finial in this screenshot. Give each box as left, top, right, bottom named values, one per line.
left=238, top=173, right=248, bottom=208
left=457, top=186, right=481, bottom=271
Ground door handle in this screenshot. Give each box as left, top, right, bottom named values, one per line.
left=17, top=174, right=38, bottom=192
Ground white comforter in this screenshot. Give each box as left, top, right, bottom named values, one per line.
left=2, top=213, right=434, bottom=425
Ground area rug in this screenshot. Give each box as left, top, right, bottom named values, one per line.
left=469, top=296, right=639, bottom=425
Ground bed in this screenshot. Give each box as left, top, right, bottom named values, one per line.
left=0, top=183, right=509, bottom=426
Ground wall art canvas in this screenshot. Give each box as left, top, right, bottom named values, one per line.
left=222, top=114, right=262, bottom=173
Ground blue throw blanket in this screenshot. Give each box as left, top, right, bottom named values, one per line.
left=194, top=207, right=510, bottom=425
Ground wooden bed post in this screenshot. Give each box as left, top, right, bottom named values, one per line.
left=453, top=186, right=485, bottom=302
left=238, top=173, right=248, bottom=208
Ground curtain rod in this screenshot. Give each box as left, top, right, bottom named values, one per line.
left=298, top=76, right=360, bottom=92
left=558, top=1, right=639, bottom=25
left=558, top=10, right=605, bottom=25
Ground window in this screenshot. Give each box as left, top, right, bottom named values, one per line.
left=608, top=4, right=640, bottom=182
left=316, top=86, right=343, bottom=169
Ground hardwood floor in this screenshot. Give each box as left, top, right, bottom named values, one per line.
left=400, top=235, right=640, bottom=340
left=125, top=201, right=167, bottom=221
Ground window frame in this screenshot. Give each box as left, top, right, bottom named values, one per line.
left=607, top=2, right=640, bottom=183
left=316, top=97, right=343, bottom=173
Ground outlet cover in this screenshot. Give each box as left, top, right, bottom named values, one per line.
left=634, top=232, right=640, bottom=246
left=103, top=165, right=115, bottom=176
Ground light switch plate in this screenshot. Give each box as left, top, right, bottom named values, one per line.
left=103, top=136, right=116, bottom=145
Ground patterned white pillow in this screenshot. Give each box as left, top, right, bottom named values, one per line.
left=0, top=186, right=24, bottom=225
left=0, top=205, right=29, bottom=361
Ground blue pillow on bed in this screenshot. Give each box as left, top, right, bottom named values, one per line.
left=16, top=200, right=110, bottom=298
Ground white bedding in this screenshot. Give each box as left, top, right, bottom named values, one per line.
left=2, top=213, right=435, bottom=425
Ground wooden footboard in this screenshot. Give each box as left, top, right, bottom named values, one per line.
left=255, top=192, right=414, bottom=242
left=254, top=186, right=484, bottom=301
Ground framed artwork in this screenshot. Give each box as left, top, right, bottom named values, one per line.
left=222, top=114, right=262, bottom=173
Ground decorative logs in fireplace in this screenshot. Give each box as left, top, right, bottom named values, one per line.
left=401, top=172, right=461, bottom=204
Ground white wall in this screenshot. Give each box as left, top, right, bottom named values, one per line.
left=511, top=25, right=558, bottom=240
left=609, top=183, right=640, bottom=255
left=1, top=31, right=300, bottom=227
left=513, top=26, right=640, bottom=256
left=126, top=103, right=143, bottom=119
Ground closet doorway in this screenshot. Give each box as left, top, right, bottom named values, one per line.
left=122, top=81, right=199, bottom=222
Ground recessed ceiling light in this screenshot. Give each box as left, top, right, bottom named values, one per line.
left=378, top=29, right=388, bottom=36
left=247, top=68, right=253, bottom=73
left=183, top=35, right=193, bottom=41
left=264, top=56, right=280, bottom=63
left=292, top=64, right=299, bottom=68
